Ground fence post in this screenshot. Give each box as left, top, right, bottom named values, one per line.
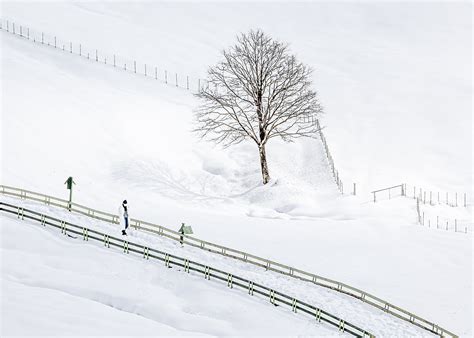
left=19, top=25, right=22, bottom=36
left=144, top=64, right=147, bottom=76
left=423, top=191, right=426, bottom=204
left=455, top=193, right=458, bottom=207
left=96, top=50, right=98, bottom=62
left=70, top=42, right=72, bottom=53
left=413, top=186, right=416, bottom=199
left=464, top=193, right=467, bottom=207
left=12, top=22, right=15, bottom=34
left=437, top=216, right=439, bottom=229
left=455, top=219, right=457, bottom=232
left=113, top=55, right=116, bottom=67
left=42, top=32, right=44, bottom=44
left=430, top=191, right=432, bottom=205
left=175, top=73, right=178, bottom=87
left=353, top=183, right=356, bottom=196
left=27, top=28, right=29, bottom=39
left=373, top=192, right=376, bottom=203
left=165, top=70, right=168, bottom=84
left=134, top=61, right=136, bottom=73
left=87, top=52, right=89, bottom=59
left=155, top=67, right=157, bottom=80
left=438, top=192, right=440, bottom=204
left=79, top=44, right=82, bottom=56
left=187, top=76, right=189, bottom=90
left=446, top=192, right=448, bottom=205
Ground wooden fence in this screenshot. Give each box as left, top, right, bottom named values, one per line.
left=0, top=201, right=373, bottom=338
left=0, top=184, right=457, bottom=337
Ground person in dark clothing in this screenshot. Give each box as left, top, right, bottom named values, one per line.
left=119, top=200, right=129, bottom=235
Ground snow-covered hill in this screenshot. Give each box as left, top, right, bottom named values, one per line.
left=1, top=1, right=472, bottom=336
left=2, top=211, right=347, bottom=336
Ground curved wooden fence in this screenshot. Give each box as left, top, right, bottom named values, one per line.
left=0, top=201, right=373, bottom=337
left=0, top=184, right=457, bottom=337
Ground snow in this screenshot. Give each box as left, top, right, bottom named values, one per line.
left=1, top=1, right=472, bottom=336
left=1, top=213, right=343, bottom=336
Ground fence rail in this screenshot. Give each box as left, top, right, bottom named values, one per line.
left=371, top=184, right=406, bottom=203
left=0, top=184, right=457, bottom=337
left=0, top=201, right=373, bottom=338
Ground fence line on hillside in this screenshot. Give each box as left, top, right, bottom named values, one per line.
left=0, top=184, right=457, bottom=337
left=0, top=18, right=209, bottom=93
left=0, top=201, right=373, bottom=338
left=416, top=198, right=472, bottom=234
left=406, top=184, right=470, bottom=208
left=315, top=119, right=357, bottom=196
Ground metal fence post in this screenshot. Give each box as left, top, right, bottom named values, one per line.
left=175, top=73, right=178, bottom=87
left=353, top=183, right=356, bottom=196
left=165, top=70, right=168, bottom=84
left=144, top=64, right=147, bottom=76
left=95, top=49, right=98, bottom=62
left=464, top=193, right=467, bottom=207
left=155, top=67, right=157, bottom=80
left=79, top=44, right=81, bottom=56
left=113, top=54, right=116, bottom=67
left=134, top=60, right=136, bottom=73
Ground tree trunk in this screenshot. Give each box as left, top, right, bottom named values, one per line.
left=258, top=143, right=270, bottom=184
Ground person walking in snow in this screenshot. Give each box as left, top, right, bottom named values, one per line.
left=119, top=200, right=129, bottom=236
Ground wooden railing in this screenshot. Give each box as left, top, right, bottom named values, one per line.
left=0, top=201, right=373, bottom=338
left=371, top=184, right=406, bottom=202
left=0, top=184, right=457, bottom=337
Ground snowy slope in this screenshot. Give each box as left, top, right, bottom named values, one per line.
left=1, top=2, right=472, bottom=336
left=1, top=194, right=432, bottom=336
left=1, top=1, right=471, bottom=194
left=1, top=213, right=344, bottom=336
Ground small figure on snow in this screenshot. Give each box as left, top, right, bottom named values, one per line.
left=119, top=200, right=129, bottom=235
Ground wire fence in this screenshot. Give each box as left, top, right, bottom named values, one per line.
left=0, top=184, right=457, bottom=338
left=416, top=198, right=472, bottom=234
left=406, top=184, right=470, bottom=208
left=315, top=119, right=356, bottom=195
left=0, top=18, right=209, bottom=93
left=0, top=201, right=374, bottom=338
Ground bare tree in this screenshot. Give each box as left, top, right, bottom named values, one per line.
left=194, top=29, right=322, bottom=184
